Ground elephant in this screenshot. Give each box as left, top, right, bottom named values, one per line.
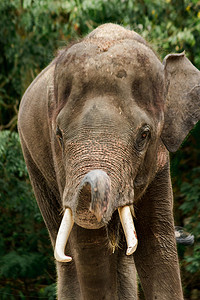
left=18, top=23, right=200, bottom=299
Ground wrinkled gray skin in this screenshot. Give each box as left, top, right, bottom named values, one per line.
left=18, top=24, right=200, bottom=300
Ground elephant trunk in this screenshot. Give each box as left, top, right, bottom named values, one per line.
left=77, top=169, right=111, bottom=223
left=54, top=169, right=138, bottom=262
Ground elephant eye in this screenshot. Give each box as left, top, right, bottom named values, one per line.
left=135, top=125, right=151, bottom=151
left=56, top=126, right=64, bottom=148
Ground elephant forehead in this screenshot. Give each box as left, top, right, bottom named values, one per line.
left=56, top=40, right=163, bottom=95
left=55, top=40, right=164, bottom=120
left=64, top=39, right=160, bottom=75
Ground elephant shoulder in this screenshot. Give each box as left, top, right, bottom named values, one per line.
left=18, top=60, right=56, bottom=182
left=19, top=60, right=56, bottom=126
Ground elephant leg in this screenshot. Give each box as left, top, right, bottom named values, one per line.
left=20, top=140, right=80, bottom=299
left=56, top=261, right=81, bottom=300
left=117, top=250, right=138, bottom=300
left=134, top=163, right=183, bottom=300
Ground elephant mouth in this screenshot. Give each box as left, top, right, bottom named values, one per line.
left=54, top=169, right=138, bottom=262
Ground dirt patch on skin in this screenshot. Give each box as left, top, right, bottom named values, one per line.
left=137, top=52, right=150, bottom=65
left=116, top=69, right=127, bottom=78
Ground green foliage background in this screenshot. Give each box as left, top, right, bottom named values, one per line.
left=0, top=0, right=199, bottom=299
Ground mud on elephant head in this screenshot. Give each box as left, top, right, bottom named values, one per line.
left=18, top=24, right=200, bottom=299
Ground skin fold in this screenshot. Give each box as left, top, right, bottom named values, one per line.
left=18, top=24, right=200, bottom=299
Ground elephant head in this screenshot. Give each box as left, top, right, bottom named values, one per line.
left=18, top=23, right=200, bottom=299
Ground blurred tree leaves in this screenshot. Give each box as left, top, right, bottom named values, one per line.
left=0, top=0, right=200, bottom=298
left=0, top=131, right=56, bottom=298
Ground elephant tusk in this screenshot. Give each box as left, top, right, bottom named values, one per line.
left=118, top=206, right=138, bottom=255
left=54, top=208, right=74, bottom=262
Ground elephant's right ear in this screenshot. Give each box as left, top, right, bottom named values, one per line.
left=161, top=52, right=200, bottom=152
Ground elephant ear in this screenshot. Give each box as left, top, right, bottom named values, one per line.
left=161, top=52, right=200, bottom=152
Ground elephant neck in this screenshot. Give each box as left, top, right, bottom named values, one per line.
left=70, top=224, right=118, bottom=300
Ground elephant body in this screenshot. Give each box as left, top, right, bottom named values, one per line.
left=18, top=24, right=200, bottom=299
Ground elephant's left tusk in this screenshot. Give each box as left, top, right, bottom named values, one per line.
left=118, top=206, right=138, bottom=255
left=54, top=208, right=74, bottom=262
